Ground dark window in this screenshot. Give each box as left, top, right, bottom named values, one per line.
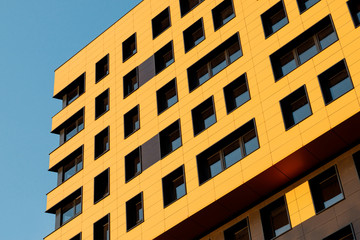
left=260, top=197, right=291, bottom=240
left=348, top=0, right=360, bottom=27
left=224, top=218, right=251, bottom=240
left=54, top=73, right=85, bottom=109
left=125, top=147, right=142, bottom=182
left=162, top=165, right=186, bottom=207
left=180, top=0, right=204, bottom=16
left=280, top=85, right=312, bottom=130
left=155, top=42, right=174, bottom=74
left=95, top=127, right=110, bottom=159
left=52, top=109, right=84, bottom=145
left=271, top=16, right=338, bottom=80
left=184, top=19, right=205, bottom=52
left=192, top=97, right=216, bottom=135
left=54, top=146, right=83, bottom=185
left=157, top=79, right=178, bottom=114
left=353, top=150, right=360, bottom=179
left=212, top=0, right=235, bottom=30
left=318, top=59, right=353, bottom=105
left=297, top=0, right=320, bottom=13
left=323, top=224, right=355, bottom=240
left=123, top=33, right=137, bottom=62
left=94, top=214, right=110, bottom=240
left=197, top=119, right=259, bottom=184
left=309, top=166, right=344, bottom=213
left=124, top=105, right=140, bottom=138
left=70, top=233, right=81, bottom=240
left=188, top=33, right=242, bottom=92
left=126, top=193, right=144, bottom=231
left=94, top=168, right=110, bottom=204
left=152, top=8, right=171, bottom=39
left=261, top=1, right=288, bottom=38
left=123, top=68, right=139, bottom=98
left=160, top=120, right=182, bottom=158
left=224, top=73, right=250, bottom=113
left=96, top=54, right=109, bottom=83
left=95, top=89, right=109, bottom=119
left=61, top=196, right=81, bottom=226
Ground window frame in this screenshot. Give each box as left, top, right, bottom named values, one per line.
left=223, top=218, right=251, bottom=240
left=162, top=165, right=187, bottom=207
left=180, top=0, right=204, bottom=17
left=152, top=7, right=171, bottom=39
left=223, top=73, right=251, bottom=114
left=126, top=192, right=144, bottom=231
left=261, top=1, right=289, bottom=38
left=347, top=0, right=360, bottom=27
left=160, top=120, right=182, bottom=159
left=95, top=89, right=110, bottom=119
left=95, top=54, right=109, bottom=83
left=123, top=67, right=139, bottom=98
left=94, top=127, right=110, bottom=160
left=93, top=214, right=110, bottom=240
left=154, top=41, right=175, bottom=75
left=122, top=33, right=137, bottom=62
left=125, top=147, right=142, bottom=183
left=297, top=0, right=321, bottom=14
left=323, top=224, right=356, bottom=240
left=192, top=96, right=217, bottom=136
left=183, top=18, right=205, bottom=53
left=212, top=0, right=236, bottom=31
left=94, top=168, right=110, bottom=204
left=55, top=73, right=85, bottom=109
left=124, top=105, right=140, bottom=138
left=156, top=78, right=178, bottom=115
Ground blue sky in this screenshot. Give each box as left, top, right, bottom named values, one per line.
left=0, top=0, right=141, bottom=239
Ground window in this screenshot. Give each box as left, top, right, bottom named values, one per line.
left=124, top=105, right=140, bottom=138
left=96, top=54, right=109, bottom=83
left=162, top=166, right=186, bottom=207
left=348, top=0, right=360, bottom=27
left=318, top=60, right=353, bottom=105
left=271, top=16, right=338, bottom=80
left=309, top=166, right=344, bottom=213
left=52, top=109, right=84, bottom=145
left=197, top=119, right=259, bottom=184
left=261, top=1, right=288, bottom=38
left=157, top=79, right=178, bottom=114
left=95, top=127, right=110, bottom=159
left=224, top=218, right=251, bottom=240
left=260, top=197, right=291, bottom=240
left=180, top=0, right=204, bottom=16
left=188, top=33, right=242, bottom=92
left=152, top=7, right=171, bottom=39
left=155, top=42, right=174, bottom=74
left=224, top=73, right=250, bottom=113
left=323, top=224, right=355, bottom=240
left=94, top=168, right=110, bottom=204
left=212, top=0, right=235, bottom=30
left=95, top=89, right=109, bottom=119
left=184, top=18, right=205, bottom=52
left=160, top=120, right=182, bottom=158
left=353, top=150, right=360, bottom=179
left=123, top=68, right=139, bottom=98
left=125, top=147, right=142, bottom=182
left=192, top=97, right=216, bottom=135
left=54, top=73, right=85, bottom=109
left=280, top=85, right=312, bottom=130
left=123, top=33, right=137, bottom=62
left=70, top=233, right=81, bottom=240
left=94, top=214, right=110, bottom=240
left=297, top=0, right=320, bottom=13
left=126, top=193, right=144, bottom=231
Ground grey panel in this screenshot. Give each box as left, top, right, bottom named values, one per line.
left=139, top=55, right=155, bottom=87
left=141, top=134, right=161, bottom=171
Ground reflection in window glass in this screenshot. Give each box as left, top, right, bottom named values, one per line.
left=224, top=141, right=242, bottom=168
left=280, top=52, right=297, bottom=76
left=297, top=38, right=317, bottom=64
left=318, top=25, right=337, bottom=50
left=211, top=52, right=227, bottom=75
left=244, top=130, right=259, bottom=155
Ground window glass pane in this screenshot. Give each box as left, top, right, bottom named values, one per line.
left=318, top=25, right=337, bottom=50
left=208, top=153, right=222, bottom=177
left=280, top=52, right=297, bottom=76
left=76, top=159, right=83, bottom=171
left=75, top=199, right=81, bottom=214
left=64, top=162, right=76, bottom=181
left=271, top=203, right=290, bottom=237
left=78, top=117, right=84, bottom=131
left=228, top=42, right=242, bottom=63
left=234, top=83, right=250, bottom=108
left=175, top=183, right=186, bottom=199
left=211, top=52, right=227, bottom=75
left=304, top=0, right=319, bottom=9
left=65, top=123, right=77, bottom=141
left=67, top=87, right=79, bottom=105
left=164, top=50, right=174, bottom=67
left=196, top=64, right=210, bottom=85
left=271, top=9, right=287, bottom=33
left=221, top=5, right=235, bottom=25
left=320, top=173, right=343, bottom=208
left=297, top=38, right=317, bottom=64
left=165, top=88, right=177, bottom=108
left=62, top=204, right=74, bottom=223
left=224, top=140, right=242, bottom=168
left=202, top=106, right=216, bottom=129
left=328, top=70, right=353, bottom=101
left=291, top=95, right=311, bottom=124
left=243, top=130, right=259, bottom=155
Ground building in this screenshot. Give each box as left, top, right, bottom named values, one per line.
left=45, top=0, right=360, bottom=239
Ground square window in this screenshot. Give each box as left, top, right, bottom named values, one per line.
left=260, top=197, right=291, bottom=240
left=96, top=54, right=109, bottom=83
left=224, top=73, right=250, bottom=113
left=95, top=89, right=109, bottom=119
left=297, top=0, right=320, bottom=13
left=348, top=0, right=360, bottom=27
left=224, top=218, right=251, bottom=240
left=156, top=79, right=178, bottom=114
left=280, top=85, right=312, bottom=130
left=126, top=193, right=144, bottom=231
left=183, top=18, right=205, bottom=52
left=94, top=214, right=110, bottom=240
left=123, top=33, right=137, bottom=62
left=212, top=0, right=235, bottom=31
left=180, top=0, right=204, bottom=16
left=318, top=60, right=353, bottom=105
left=123, top=68, right=139, bottom=98
left=94, top=168, right=110, bottom=204
left=192, top=97, right=216, bottom=136
left=162, top=165, right=187, bottom=207
left=309, top=166, right=344, bottom=213
left=155, top=42, right=174, bottom=74
left=160, top=120, right=182, bottom=158
left=124, top=105, right=140, bottom=138
left=125, top=147, right=142, bottom=182
left=152, top=8, right=171, bottom=39
left=323, top=224, right=355, bottom=240
left=353, top=150, right=360, bottom=179
left=95, top=127, right=110, bottom=159
left=261, top=1, right=288, bottom=38
left=70, top=233, right=81, bottom=240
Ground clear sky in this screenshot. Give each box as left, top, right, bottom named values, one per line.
left=0, top=0, right=141, bottom=239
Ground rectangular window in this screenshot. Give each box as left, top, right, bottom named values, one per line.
left=126, top=193, right=144, bottom=231
left=152, top=7, right=171, bottom=39
left=160, top=120, right=182, bottom=158
left=212, top=0, right=235, bottom=31
left=96, top=54, right=109, bottom=83
left=95, top=127, right=110, bottom=159
left=156, top=78, right=178, bottom=114
left=224, top=218, right=251, bottom=240
left=353, top=150, right=360, bottom=179
left=323, top=224, right=355, bottom=240
left=261, top=1, right=288, bottom=38
left=280, top=85, right=312, bottom=130
left=184, top=18, right=205, bottom=52
left=309, top=166, right=344, bottom=213
left=95, top=89, right=109, bottom=119
left=192, top=96, right=216, bottom=136
left=56, top=146, right=83, bottom=185
left=180, top=0, right=204, bottom=16
left=155, top=42, right=174, bottom=74
left=318, top=59, right=354, bottom=105
left=162, top=165, right=186, bottom=207
left=347, top=0, right=360, bottom=27
left=125, top=147, right=142, bottom=182
left=123, top=68, right=139, bottom=98
left=54, top=73, right=85, bottom=109
left=260, top=197, right=291, bottom=240
left=70, top=233, right=81, bottom=240
left=197, top=119, right=259, bottom=184
left=123, top=33, right=137, bottom=62
left=94, top=214, right=110, bottom=240
left=124, top=105, right=140, bottom=138
left=297, top=0, right=320, bottom=13
left=52, top=109, right=84, bottom=145
left=94, top=168, right=110, bottom=204
left=188, top=33, right=242, bottom=92
left=224, top=73, right=250, bottom=113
